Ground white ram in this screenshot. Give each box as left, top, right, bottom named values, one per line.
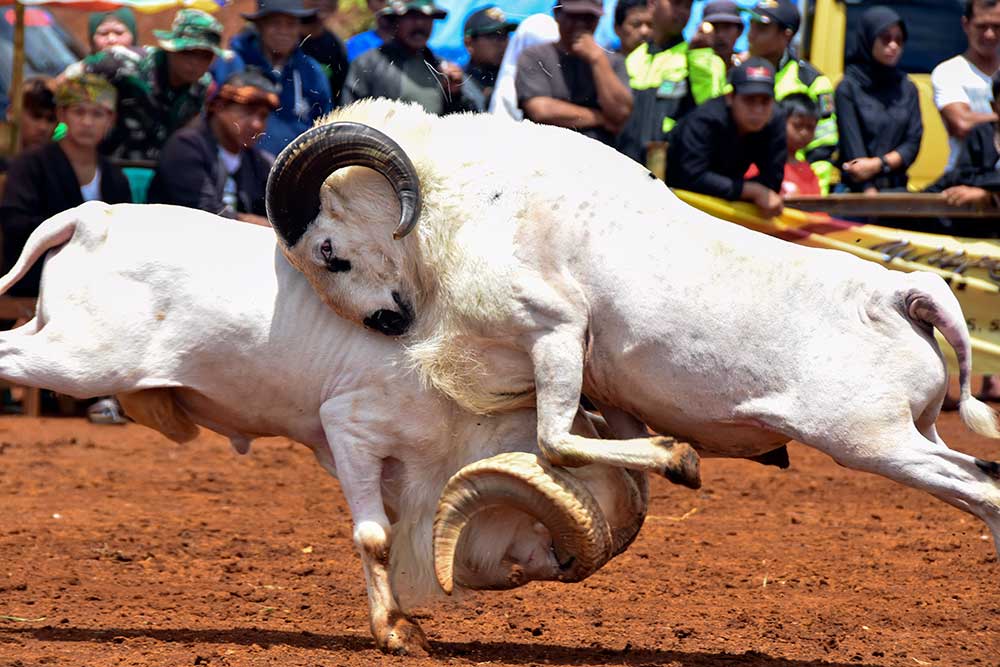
left=264, top=99, right=1000, bottom=587
left=0, top=202, right=648, bottom=655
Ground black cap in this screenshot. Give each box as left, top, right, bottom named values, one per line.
left=555, top=0, right=604, bottom=17
left=465, top=6, right=518, bottom=37
left=242, top=0, right=317, bottom=20
left=703, top=0, right=743, bottom=25
left=729, top=56, right=775, bottom=96
left=751, top=0, right=800, bottom=34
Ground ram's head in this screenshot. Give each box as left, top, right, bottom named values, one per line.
left=267, top=121, right=422, bottom=337
left=435, top=451, right=649, bottom=594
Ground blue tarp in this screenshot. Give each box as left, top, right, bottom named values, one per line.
left=426, top=0, right=761, bottom=66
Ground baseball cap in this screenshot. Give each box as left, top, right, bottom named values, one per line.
left=703, top=0, right=743, bottom=25
left=729, top=56, right=775, bottom=97
left=153, top=9, right=226, bottom=56
left=556, top=0, right=604, bottom=17
left=465, top=6, right=519, bottom=37
left=751, top=0, right=800, bottom=34
left=241, top=0, right=317, bottom=20
left=379, top=0, right=448, bottom=19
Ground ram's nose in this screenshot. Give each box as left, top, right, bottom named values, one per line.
left=363, top=308, right=411, bottom=336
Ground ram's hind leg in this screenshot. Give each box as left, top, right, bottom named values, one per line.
left=0, top=329, right=114, bottom=398
left=813, top=425, right=1000, bottom=556
left=529, top=328, right=701, bottom=489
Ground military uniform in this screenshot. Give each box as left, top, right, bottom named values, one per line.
left=79, top=9, right=226, bottom=162
left=617, top=38, right=728, bottom=164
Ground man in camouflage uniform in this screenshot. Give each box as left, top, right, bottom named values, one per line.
left=79, top=9, right=226, bottom=162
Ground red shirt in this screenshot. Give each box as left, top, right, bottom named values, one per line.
left=745, top=160, right=821, bottom=197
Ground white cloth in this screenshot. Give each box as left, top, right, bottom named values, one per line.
left=489, top=14, right=559, bottom=121
left=218, top=146, right=241, bottom=174
left=931, top=55, right=995, bottom=170
left=80, top=167, right=102, bottom=202
left=218, top=146, right=242, bottom=213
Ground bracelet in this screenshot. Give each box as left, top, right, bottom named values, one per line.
left=879, top=156, right=891, bottom=174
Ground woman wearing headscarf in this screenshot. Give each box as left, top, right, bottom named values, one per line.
left=488, top=13, right=559, bottom=121
left=835, top=6, right=922, bottom=193
left=88, top=8, right=139, bottom=54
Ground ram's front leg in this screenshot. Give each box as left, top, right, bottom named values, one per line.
left=529, top=326, right=701, bottom=489
left=319, top=410, right=429, bottom=655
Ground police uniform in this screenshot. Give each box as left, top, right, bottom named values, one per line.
left=617, top=38, right=728, bottom=164
left=750, top=0, right=837, bottom=192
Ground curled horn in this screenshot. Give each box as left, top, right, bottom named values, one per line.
left=433, top=452, right=614, bottom=595
left=608, top=469, right=649, bottom=557
left=265, top=121, right=422, bottom=248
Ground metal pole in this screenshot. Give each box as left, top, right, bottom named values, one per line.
left=9, top=1, right=26, bottom=155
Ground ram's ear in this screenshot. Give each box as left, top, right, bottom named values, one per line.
left=319, top=183, right=348, bottom=220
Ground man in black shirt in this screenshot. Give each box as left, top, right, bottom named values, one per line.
left=515, top=0, right=633, bottom=146
left=148, top=70, right=279, bottom=225
left=666, top=57, right=785, bottom=217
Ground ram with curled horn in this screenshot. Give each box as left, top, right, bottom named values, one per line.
left=0, top=202, right=651, bottom=656
left=268, top=98, right=1000, bottom=565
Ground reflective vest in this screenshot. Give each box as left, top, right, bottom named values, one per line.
left=774, top=53, right=837, bottom=194
left=617, top=41, right=727, bottom=164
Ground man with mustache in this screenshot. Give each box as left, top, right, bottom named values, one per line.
left=342, top=0, right=476, bottom=115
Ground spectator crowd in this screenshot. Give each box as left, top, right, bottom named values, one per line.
left=1, top=0, right=1000, bottom=413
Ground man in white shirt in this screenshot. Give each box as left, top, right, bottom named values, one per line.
left=932, top=0, right=1000, bottom=170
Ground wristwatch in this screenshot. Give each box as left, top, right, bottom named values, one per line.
left=879, top=156, right=891, bottom=174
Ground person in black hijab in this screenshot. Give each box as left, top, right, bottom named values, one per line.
left=835, top=6, right=922, bottom=192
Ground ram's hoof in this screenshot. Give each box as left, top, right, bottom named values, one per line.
left=375, top=612, right=431, bottom=656
left=654, top=436, right=701, bottom=490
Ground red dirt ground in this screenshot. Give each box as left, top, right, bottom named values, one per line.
left=0, top=411, right=998, bottom=667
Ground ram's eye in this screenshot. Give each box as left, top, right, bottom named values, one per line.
left=320, top=239, right=334, bottom=262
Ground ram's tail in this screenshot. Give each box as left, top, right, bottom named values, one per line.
left=0, top=208, right=80, bottom=296
left=905, top=274, right=1000, bottom=439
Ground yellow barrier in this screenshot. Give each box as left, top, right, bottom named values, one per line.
left=675, top=190, right=1000, bottom=375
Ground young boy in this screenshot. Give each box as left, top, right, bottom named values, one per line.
left=766, top=93, right=822, bottom=196
left=0, top=77, right=58, bottom=176
left=666, top=57, right=786, bottom=217
left=13, top=77, right=58, bottom=152
left=1, top=72, right=132, bottom=298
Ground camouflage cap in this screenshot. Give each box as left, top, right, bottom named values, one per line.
left=153, top=9, right=227, bottom=56
left=379, top=0, right=447, bottom=20
left=55, top=72, right=117, bottom=111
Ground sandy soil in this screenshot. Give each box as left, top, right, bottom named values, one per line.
left=0, top=412, right=998, bottom=667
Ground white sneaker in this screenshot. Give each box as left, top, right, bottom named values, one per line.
left=87, top=397, right=127, bottom=425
